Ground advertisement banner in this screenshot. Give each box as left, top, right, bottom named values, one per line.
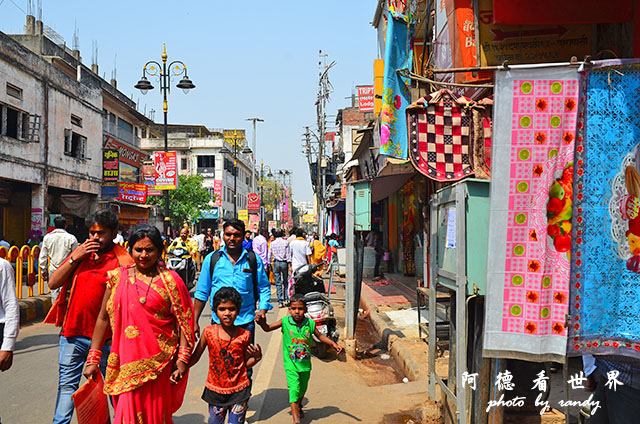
left=357, top=85, right=375, bottom=112
left=238, top=209, right=248, bottom=223
left=200, top=208, right=219, bottom=220
left=248, top=214, right=259, bottom=232
left=142, top=161, right=161, bottom=196
left=154, top=152, right=178, bottom=190
left=247, top=193, right=260, bottom=212
left=268, top=220, right=276, bottom=231
left=103, top=135, right=147, bottom=167
left=102, top=149, right=119, bottom=185
left=118, top=206, right=150, bottom=226
left=302, top=214, right=315, bottom=223
left=118, top=183, right=148, bottom=204
left=213, top=180, right=223, bottom=207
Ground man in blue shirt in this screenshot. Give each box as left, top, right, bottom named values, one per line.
left=193, top=219, right=272, bottom=343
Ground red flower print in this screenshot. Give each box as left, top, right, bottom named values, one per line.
left=536, top=98, right=548, bottom=111
left=563, top=132, right=574, bottom=144
left=574, top=323, right=580, bottom=330
left=635, top=345, right=640, bottom=351
left=552, top=323, right=564, bottom=334
left=575, top=302, right=581, bottom=309
left=526, top=291, right=539, bottom=303
left=577, top=121, right=584, bottom=129
left=528, top=260, right=541, bottom=272
left=575, top=315, right=580, bottom=321
left=605, top=342, right=610, bottom=347
left=533, top=164, right=544, bottom=177
left=593, top=342, right=599, bottom=348
left=574, top=344, right=581, bottom=350
left=554, top=291, right=567, bottom=303
left=529, top=229, right=538, bottom=241
left=565, top=98, right=576, bottom=111
left=575, top=282, right=581, bottom=289
left=525, top=322, right=537, bottom=334
left=535, top=132, right=547, bottom=144
left=613, top=342, right=619, bottom=348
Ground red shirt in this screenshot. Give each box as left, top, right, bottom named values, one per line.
left=61, top=249, right=120, bottom=339
left=204, top=325, right=251, bottom=394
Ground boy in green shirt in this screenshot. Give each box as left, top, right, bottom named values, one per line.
left=256, top=293, right=342, bottom=423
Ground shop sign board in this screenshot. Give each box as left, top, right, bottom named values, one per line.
left=213, top=180, right=223, bottom=207
left=238, top=209, right=248, bottom=223
left=154, top=152, right=178, bottom=190
left=477, top=0, right=591, bottom=66
left=302, top=214, right=315, bottom=223
left=200, top=208, right=219, bottom=220
left=119, top=205, right=150, bottom=226
left=102, top=149, right=119, bottom=185
left=268, top=220, right=276, bottom=231
left=247, top=193, right=260, bottom=212
left=103, top=135, right=146, bottom=167
left=101, top=186, right=118, bottom=198
left=118, top=183, right=147, bottom=204
left=142, top=161, right=162, bottom=196
left=357, top=86, right=375, bottom=112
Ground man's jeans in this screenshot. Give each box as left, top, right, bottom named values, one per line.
left=272, top=260, right=289, bottom=304
left=52, top=336, right=110, bottom=424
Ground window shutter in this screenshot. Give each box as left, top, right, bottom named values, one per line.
left=80, top=136, right=87, bottom=159
left=64, top=129, right=72, bottom=154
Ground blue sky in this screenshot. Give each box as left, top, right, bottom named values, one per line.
left=0, top=0, right=379, bottom=202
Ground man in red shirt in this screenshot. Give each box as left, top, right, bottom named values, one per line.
left=46, top=210, right=132, bottom=424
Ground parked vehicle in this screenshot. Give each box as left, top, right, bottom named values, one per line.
left=293, top=263, right=339, bottom=358
left=166, top=246, right=196, bottom=291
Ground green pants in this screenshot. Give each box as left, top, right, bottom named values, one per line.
left=285, top=369, right=311, bottom=403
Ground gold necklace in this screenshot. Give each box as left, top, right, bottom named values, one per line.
left=134, top=269, right=155, bottom=304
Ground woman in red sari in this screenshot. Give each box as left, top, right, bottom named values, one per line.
left=84, top=224, right=195, bottom=423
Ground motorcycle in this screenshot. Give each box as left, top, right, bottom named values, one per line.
left=166, top=246, right=196, bottom=291
left=293, top=263, right=339, bottom=358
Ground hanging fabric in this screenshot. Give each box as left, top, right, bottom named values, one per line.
left=471, top=98, right=493, bottom=180
left=407, top=89, right=473, bottom=182
left=484, top=67, right=580, bottom=362
left=569, top=62, right=640, bottom=359
left=379, top=7, right=414, bottom=159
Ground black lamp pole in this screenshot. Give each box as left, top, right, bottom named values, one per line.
left=135, top=44, right=195, bottom=235
left=233, top=139, right=238, bottom=218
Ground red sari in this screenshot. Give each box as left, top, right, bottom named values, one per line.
left=104, top=264, right=195, bottom=424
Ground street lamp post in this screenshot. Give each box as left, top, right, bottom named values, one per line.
left=135, top=44, right=195, bottom=235
left=220, top=129, right=251, bottom=218
left=258, top=162, right=273, bottom=227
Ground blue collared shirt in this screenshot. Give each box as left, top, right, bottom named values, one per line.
left=195, top=247, right=273, bottom=326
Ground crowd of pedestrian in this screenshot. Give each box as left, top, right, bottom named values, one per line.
left=1, top=211, right=347, bottom=424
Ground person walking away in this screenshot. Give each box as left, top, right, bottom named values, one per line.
left=372, top=231, right=385, bottom=279
left=242, top=231, right=253, bottom=251
left=310, top=233, right=326, bottom=277
left=113, top=228, right=124, bottom=244
left=289, top=228, right=312, bottom=274
left=193, top=219, right=272, bottom=354
left=0, top=257, right=19, bottom=424
left=83, top=224, right=195, bottom=424
left=213, top=229, right=221, bottom=251
left=256, top=293, right=342, bottom=424
left=287, top=228, right=297, bottom=245
left=252, top=226, right=269, bottom=267
left=269, top=230, right=292, bottom=307
left=194, top=228, right=207, bottom=268
left=178, top=287, right=262, bottom=424
left=45, top=210, right=133, bottom=424
left=39, top=216, right=78, bottom=303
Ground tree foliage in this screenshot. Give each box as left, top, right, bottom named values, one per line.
left=147, top=174, right=212, bottom=227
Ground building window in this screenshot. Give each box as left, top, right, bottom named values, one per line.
left=181, top=157, right=188, bottom=170
left=197, top=155, right=215, bottom=168
left=71, top=114, right=83, bottom=127
left=64, top=128, right=87, bottom=159
left=6, top=83, right=22, bottom=100
left=0, top=102, right=36, bottom=141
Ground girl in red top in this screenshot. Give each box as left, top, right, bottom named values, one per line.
left=176, top=287, right=262, bottom=424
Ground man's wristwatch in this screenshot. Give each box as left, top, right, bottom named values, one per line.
left=69, top=257, right=77, bottom=265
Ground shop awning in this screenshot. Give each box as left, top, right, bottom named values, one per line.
left=371, top=173, right=413, bottom=203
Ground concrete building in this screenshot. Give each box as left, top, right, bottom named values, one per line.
left=140, top=125, right=255, bottom=227
left=0, top=16, right=153, bottom=244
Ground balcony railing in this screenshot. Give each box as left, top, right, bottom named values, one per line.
left=103, top=118, right=139, bottom=146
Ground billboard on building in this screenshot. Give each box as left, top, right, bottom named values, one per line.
left=142, top=161, right=162, bottom=196
left=102, top=149, right=119, bottom=184
left=213, top=180, right=223, bottom=207
left=118, top=183, right=147, bottom=204
left=154, top=152, right=178, bottom=190
left=238, top=209, right=248, bottom=223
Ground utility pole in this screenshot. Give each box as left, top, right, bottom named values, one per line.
left=316, top=51, right=335, bottom=240
left=246, top=117, right=263, bottom=192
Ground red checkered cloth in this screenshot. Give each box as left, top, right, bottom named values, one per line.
left=408, top=90, right=473, bottom=182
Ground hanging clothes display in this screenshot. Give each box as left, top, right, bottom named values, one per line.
left=569, top=62, right=640, bottom=359
left=484, top=67, right=579, bottom=362
left=379, top=7, right=414, bottom=159
left=471, top=98, right=493, bottom=179
left=407, top=89, right=473, bottom=182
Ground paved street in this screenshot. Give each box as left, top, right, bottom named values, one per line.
left=1, top=291, right=426, bottom=424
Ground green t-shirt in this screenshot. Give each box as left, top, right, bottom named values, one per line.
left=281, top=316, right=316, bottom=372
